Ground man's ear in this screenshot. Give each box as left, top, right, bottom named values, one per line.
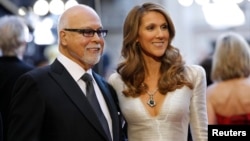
left=60, top=30, right=67, bottom=46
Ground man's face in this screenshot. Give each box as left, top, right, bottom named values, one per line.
left=60, top=8, right=106, bottom=70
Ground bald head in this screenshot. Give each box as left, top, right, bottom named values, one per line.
left=57, top=4, right=105, bottom=70
left=58, top=4, right=101, bottom=35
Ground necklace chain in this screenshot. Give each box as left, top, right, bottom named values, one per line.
left=146, top=88, right=158, bottom=107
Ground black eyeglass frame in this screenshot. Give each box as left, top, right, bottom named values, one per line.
left=64, top=28, right=108, bottom=37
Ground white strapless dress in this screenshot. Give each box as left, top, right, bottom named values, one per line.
left=108, top=65, right=208, bottom=141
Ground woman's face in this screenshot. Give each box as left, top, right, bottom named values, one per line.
left=137, top=11, right=170, bottom=58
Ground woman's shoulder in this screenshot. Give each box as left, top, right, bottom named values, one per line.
left=108, top=72, right=127, bottom=93
left=185, top=64, right=206, bottom=79
left=185, top=64, right=205, bottom=73
left=182, top=64, right=207, bottom=88
left=108, top=72, right=121, bottom=81
left=108, top=72, right=123, bottom=85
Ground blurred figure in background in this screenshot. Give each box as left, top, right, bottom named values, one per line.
left=207, top=32, right=250, bottom=124
left=0, top=15, right=34, bottom=140
left=199, top=56, right=212, bottom=86
left=199, top=42, right=216, bottom=87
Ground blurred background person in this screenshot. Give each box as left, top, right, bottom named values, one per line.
left=207, top=32, right=250, bottom=124
left=0, top=15, right=34, bottom=141
left=199, top=56, right=212, bottom=86
left=199, top=42, right=216, bottom=87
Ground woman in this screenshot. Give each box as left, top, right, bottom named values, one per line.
left=207, top=32, right=250, bottom=125
left=108, top=2, right=208, bottom=141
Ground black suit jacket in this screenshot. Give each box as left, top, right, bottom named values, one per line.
left=7, top=59, right=123, bottom=141
left=0, top=56, right=34, bottom=140
left=0, top=113, right=3, bottom=141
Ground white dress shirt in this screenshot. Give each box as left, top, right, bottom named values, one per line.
left=57, top=53, right=113, bottom=140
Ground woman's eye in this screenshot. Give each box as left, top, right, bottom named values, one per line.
left=146, top=26, right=155, bottom=30
left=162, top=25, right=169, bottom=30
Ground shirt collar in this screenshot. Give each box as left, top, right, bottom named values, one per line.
left=57, top=53, right=93, bottom=82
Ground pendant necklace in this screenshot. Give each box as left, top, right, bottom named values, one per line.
left=146, top=88, right=158, bottom=107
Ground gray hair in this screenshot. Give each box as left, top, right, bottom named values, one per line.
left=0, top=15, right=29, bottom=55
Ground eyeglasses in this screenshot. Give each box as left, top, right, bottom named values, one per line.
left=64, top=28, right=108, bottom=37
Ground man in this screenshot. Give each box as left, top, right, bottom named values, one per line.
left=0, top=15, right=34, bottom=141
left=7, top=4, right=123, bottom=141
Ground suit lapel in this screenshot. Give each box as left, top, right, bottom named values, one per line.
left=93, top=72, right=120, bottom=141
left=49, top=59, right=109, bottom=140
